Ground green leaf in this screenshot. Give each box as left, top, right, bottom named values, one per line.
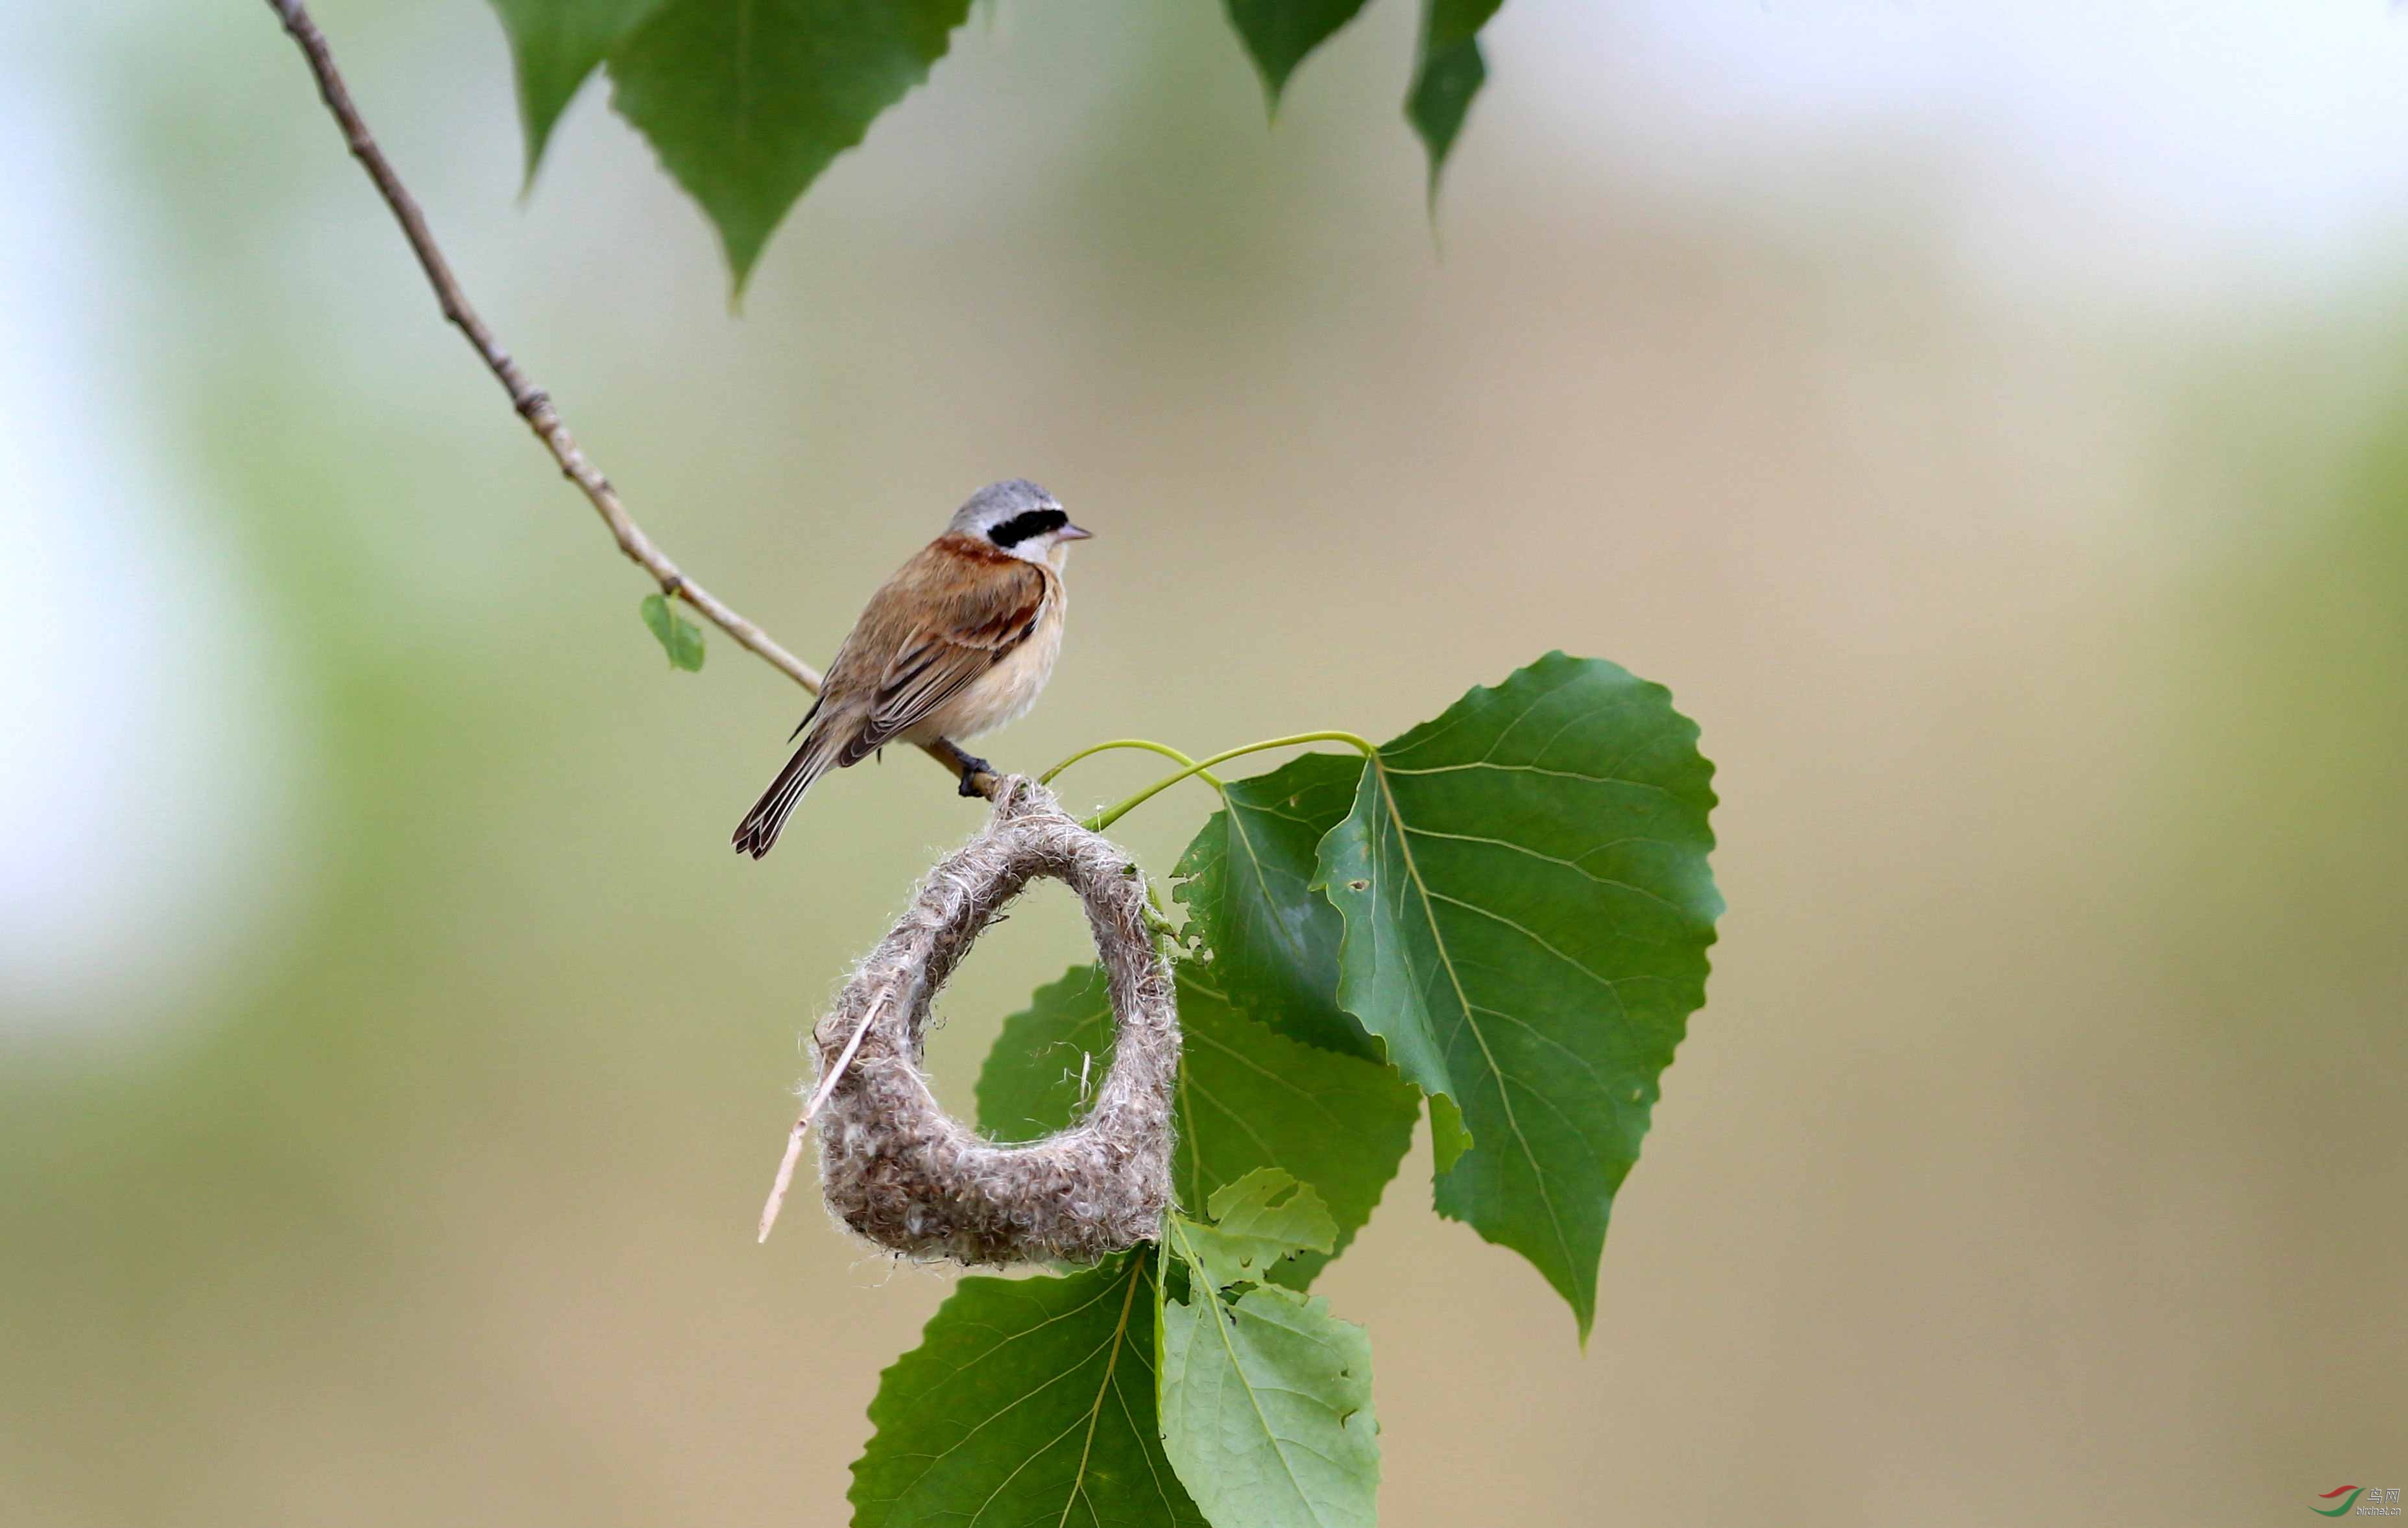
left=636, top=592, right=705, bottom=670
left=485, top=0, right=671, bottom=177
left=976, top=966, right=1417, bottom=1289
left=1157, top=1213, right=1379, bottom=1528
left=1316, top=651, right=1721, bottom=1339
left=1178, top=1169, right=1336, bottom=1288
left=852, top=1252, right=1205, bottom=1528
left=1172, top=753, right=1380, bottom=1063
left=604, top=0, right=973, bottom=290
left=1406, top=0, right=1504, bottom=193
left=1426, top=1091, right=1471, bottom=1175
left=1223, top=0, right=1371, bottom=108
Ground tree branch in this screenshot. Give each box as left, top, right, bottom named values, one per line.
left=261, top=0, right=996, bottom=801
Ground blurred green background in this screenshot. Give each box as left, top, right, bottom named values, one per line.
left=3, top=2, right=2403, bottom=1524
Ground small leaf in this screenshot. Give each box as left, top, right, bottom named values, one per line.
left=605, top=0, right=973, bottom=291
left=1173, top=753, right=1381, bottom=1063
left=977, top=966, right=1417, bottom=1289
left=1427, top=1091, right=1471, bottom=1175
left=638, top=592, right=705, bottom=670
left=1158, top=1213, right=1380, bottom=1528
left=852, top=1252, right=1204, bottom=1528
left=1316, top=652, right=1721, bottom=1339
left=485, top=0, right=671, bottom=177
left=1223, top=0, right=1371, bottom=108
left=1181, top=1169, right=1338, bottom=1289
left=1406, top=0, right=1505, bottom=195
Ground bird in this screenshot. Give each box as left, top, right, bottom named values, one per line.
left=730, top=479, right=1090, bottom=858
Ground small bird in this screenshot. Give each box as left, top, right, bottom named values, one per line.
left=731, top=480, right=1090, bottom=858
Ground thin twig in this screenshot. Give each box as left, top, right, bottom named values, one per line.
left=756, top=1116, right=813, bottom=1246
left=757, top=986, right=891, bottom=1243
left=262, top=0, right=996, bottom=799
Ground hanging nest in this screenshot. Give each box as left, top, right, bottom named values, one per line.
left=799, top=776, right=1179, bottom=1266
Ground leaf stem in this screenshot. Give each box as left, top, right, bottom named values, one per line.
left=1083, top=731, right=1377, bottom=832
left=1038, top=738, right=1220, bottom=790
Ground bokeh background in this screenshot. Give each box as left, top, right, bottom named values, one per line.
left=5, top=1, right=2403, bottom=1523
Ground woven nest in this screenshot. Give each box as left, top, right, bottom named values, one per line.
left=808, top=777, right=1179, bottom=1265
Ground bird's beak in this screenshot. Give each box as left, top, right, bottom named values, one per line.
left=1057, top=523, right=1094, bottom=541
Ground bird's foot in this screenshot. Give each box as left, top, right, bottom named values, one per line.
left=956, top=752, right=995, bottom=797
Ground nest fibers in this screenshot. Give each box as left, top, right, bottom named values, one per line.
left=806, top=777, right=1179, bottom=1265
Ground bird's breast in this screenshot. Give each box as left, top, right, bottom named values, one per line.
left=906, top=581, right=1066, bottom=743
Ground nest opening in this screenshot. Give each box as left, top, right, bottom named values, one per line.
left=806, top=777, right=1179, bottom=1265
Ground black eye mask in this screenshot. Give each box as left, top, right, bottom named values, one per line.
left=986, top=507, right=1067, bottom=548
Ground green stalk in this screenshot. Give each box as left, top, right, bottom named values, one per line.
left=1038, top=738, right=1218, bottom=789
left=1084, top=731, right=1376, bottom=832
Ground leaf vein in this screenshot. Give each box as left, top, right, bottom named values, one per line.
left=1364, top=760, right=1578, bottom=1287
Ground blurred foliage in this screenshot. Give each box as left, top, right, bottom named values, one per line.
left=1403, top=0, right=1502, bottom=188
left=1225, top=0, right=1371, bottom=106
left=487, top=0, right=662, bottom=172
left=603, top=0, right=971, bottom=288
left=487, top=0, right=1504, bottom=285
left=8, top=3, right=2407, bottom=1525
left=2156, top=394, right=2408, bottom=1045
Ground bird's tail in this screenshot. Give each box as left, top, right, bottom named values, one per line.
left=732, top=729, right=841, bottom=859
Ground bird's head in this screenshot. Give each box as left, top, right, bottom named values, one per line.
left=949, top=479, right=1092, bottom=568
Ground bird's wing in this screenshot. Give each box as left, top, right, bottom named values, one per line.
left=831, top=539, right=1049, bottom=764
